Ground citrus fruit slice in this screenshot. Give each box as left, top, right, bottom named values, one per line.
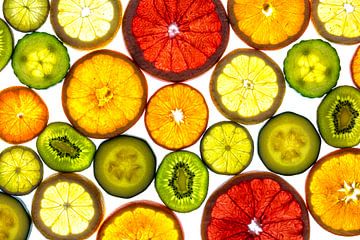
left=0, top=18, right=13, bottom=72
left=210, top=49, right=285, bottom=124
left=312, top=0, right=360, bottom=44
left=97, top=200, right=184, bottom=240
left=3, top=0, right=49, bottom=32
left=228, top=0, right=310, bottom=50
left=122, top=0, right=229, bottom=81
left=202, top=171, right=310, bottom=240
left=62, top=49, right=147, bottom=138
left=50, top=0, right=122, bottom=49
left=0, top=86, right=49, bottom=144
left=32, top=173, right=104, bottom=240
left=306, top=148, right=360, bottom=236
left=200, top=121, right=253, bottom=175
left=145, top=83, right=208, bottom=150
left=351, top=45, right=360, bottom=88
left=0, top=146, right=43, bottom=196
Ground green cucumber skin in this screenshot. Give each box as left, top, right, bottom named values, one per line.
left=0, top=18, right=13, bottom=71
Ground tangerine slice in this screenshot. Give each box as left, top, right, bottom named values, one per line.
left=145, top=83, right=208, bottom=150
left=123, top=0, right=229, bottom=81
left=62, top=49, right=147, bottom=138
left=306, top=148, right=360, bottom=236
left=0, top=86, right=49, bottom=144
left=351, top=45, right=360, bottom=88
left=228, top=0, right=310, bottom=50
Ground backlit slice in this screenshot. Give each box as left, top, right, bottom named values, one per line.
left=50, top=0, right=122, bottom=49
left=0, top=19, right=13, bottom=71
left=351, top=45, right=360, bottom=88
left=312, top=0, right=360, bottom=44
left=0, top=86, right=49, bottom=144
left=62, top=49, right=147, bottom=138
left=210, top=49, right=285, bottom=124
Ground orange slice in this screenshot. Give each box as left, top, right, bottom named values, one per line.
left=0, top=86, right=49, bottom=144
left=351, top=46, right=360, bottom=88
left=62, top=49, right=147, bottom=138
left=145, top=83, right=208, bottom=150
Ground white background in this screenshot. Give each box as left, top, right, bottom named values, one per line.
left=0, top=0, right=359, bottom=239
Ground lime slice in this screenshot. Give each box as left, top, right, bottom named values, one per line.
left=0, top=19, right=13, bottom=71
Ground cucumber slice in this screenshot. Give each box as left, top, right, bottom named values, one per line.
left=284, top=39, right=340, bottom=98
left=258, top=112, right=321, bottom=175
left=0, top=19, right=13, bottom=71
left=12, top=32, right=70, bottom=89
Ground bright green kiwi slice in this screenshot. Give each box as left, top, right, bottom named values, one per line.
left=0, top=193, right=31, bottom=240
left=36, top=122, right=96, bottom=172
left=94, top=135, right=156, bottom=198
left=284, top=39, right=340, bottom=98
left=317, top=86, right=360, bottom=148
left=0, top=19, right=13, bottom=71
left=155, top=151, right=209, bottom=213
left=12, top=32, right=70, bottom=89
left=258, top=112, right=321, bottom=175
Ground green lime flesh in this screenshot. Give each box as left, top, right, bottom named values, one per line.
left=0, top=19, right=13, bottom=71
left=94, top=135, right=156, bottom=198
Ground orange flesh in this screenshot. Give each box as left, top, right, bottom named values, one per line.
left=0, top=86, right=48, bottom=144
left=351, top=47, right=360, bottom=88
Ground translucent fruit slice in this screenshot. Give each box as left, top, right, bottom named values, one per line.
left=210, top=49, right=285, bottom=124
left=62, top=49, right=147, bottom=138
left=200, top=121, right=253, bottom=175
left=122, top=0, right=229, bottom=81
left=351, top=45, right=360, bottom=88
left=97, top=201, right=184, bottom=240
left=0, top=19, right=13, bottom=71
left=50, top=0, right=122, bottom=49
left=228, top=0, right=310, bottom=50
left=3, top=0, right=49, bottom=32
left=0, top=86, right=49, bottom=144
left=32, top=173, right=104, bottom=240
left=0, top=146, right=43, bottom=195
left=306, top=148, right=360, bottom=236
left=145, top=83, right=208, bottom=150
left=312, top=0, right=360, bottom=44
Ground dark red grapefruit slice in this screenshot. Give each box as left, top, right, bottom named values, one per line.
left=202, top=171, right=310, bottom=240
left=122, top=0, right=229, bottom=82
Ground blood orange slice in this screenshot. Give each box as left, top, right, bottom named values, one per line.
left=122, top=0, right=229, bottom=82
left=202, top=171, right=310, bottom=240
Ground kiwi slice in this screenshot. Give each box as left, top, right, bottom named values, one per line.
left=155, top=150, right=209, bottom=213
left=0, top=193, right=31, bottom=240
left=36, top=122, right=96, bottom=172
left=317, top=86, right=360, bottom=148
left=284, top=39, right=340, bottom=98
left=12, top=32, right=70, bottom=89
left=0, top=19, right=13, bottom=71
left=94, top=135, right=156, bottom=198
left=258, top=112, right=321, bottom=175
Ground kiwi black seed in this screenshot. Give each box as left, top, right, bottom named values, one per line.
left=36, top=122, right=96, bottom=172
left=317, top=85, right=360, bottom=147
left=155, top=151, right=209, bottom=213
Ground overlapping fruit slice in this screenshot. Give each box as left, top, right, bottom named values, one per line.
left=202, top=171, right=310, bottom=239
left=351, top=45, right=360, bottom=88
left=123, top=0, right=229, bottom=81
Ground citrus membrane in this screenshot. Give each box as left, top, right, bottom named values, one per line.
left=0, top=18, right=13, bottom=71
left=351, top=45, right=360, bottom=88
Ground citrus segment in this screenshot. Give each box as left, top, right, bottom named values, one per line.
left=351, top=46, right=360, bottom=88
left=0, top=19, right=13, bottom=71
left=0, top=86, right=49, bottom=144
left=62, top=50, right=147, bottom=138
left=145, top=83, right=208, bottom=150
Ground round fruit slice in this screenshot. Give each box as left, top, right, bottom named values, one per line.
left=0, top=18, right=13, bottom=71
left=284, top=39, right=340, bottom=98
left=351, top=45, right=360, bottom=88
left=50, top=0, right=122, bottom=49
left=97, top=200, right=184, bottom=240
left=228, top=0, right=310, bottom=50
left=258, top=112, right=321, bottom=175
left=145, top=83, right=208, bottom=150
left=155, top=151, right=209, bottom=213
left=0, top=146, right=43, bottom=195
left=3, top=0, right=49, bottom=32
left=62, top=49, right=147, bottom=138
left=32, top=173, right=104, bottom=240
left=94, top=135, right=156, bottom=198
left=122, top=0, right=229, bottom=81
left=0, top=86, right=49, bottom=144
left=202, top=171, right=310, bottom=240
left=210, top=49, right=285, bottom=124
left=200, top=121, right=253, bottom=175
left=12, top=32, right=70, bottom=89
left=312, top=0, right=360, bottom=44
left=317, top=85, right=360, bottom=148
left=306, top=148, right=360, bottom=236
left=0, top=193, right=31, bottom=240
left=36, top=122, right=96, bottom=172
